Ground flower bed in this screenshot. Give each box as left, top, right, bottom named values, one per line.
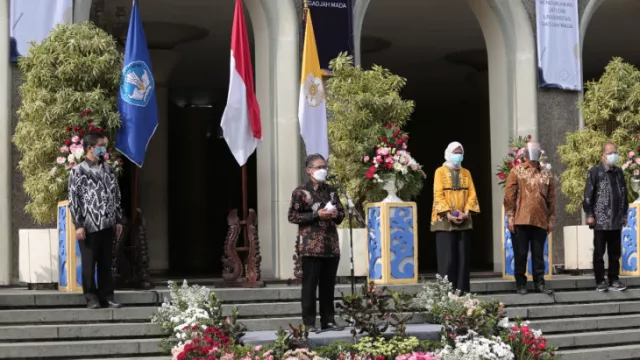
left=153, top=277, right=557, bottom=360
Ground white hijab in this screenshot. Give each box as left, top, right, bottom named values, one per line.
left=443, top=141, right=464, bottom=169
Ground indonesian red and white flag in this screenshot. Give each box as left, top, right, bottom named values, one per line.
left=221, top=0, right=261, bottom=166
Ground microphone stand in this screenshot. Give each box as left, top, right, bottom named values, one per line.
left=330, top=176, right=365, bottom=295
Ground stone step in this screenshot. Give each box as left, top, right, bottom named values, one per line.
left=0, top=322, right=164, bottom=341
left=506, top=300, right=640, bottom=319
left=1, top=276, right=638, bottom=309
left=0, top=307, right=156, bottom=325
left=0, top=338, right=162, bottom=359
left=529, top=314, right=640, bottom=334
left=484, top=288, right=640, bottom=307
left=558, top=343, right=640, bottom=360
left=547, top=328, right=640, bottom=349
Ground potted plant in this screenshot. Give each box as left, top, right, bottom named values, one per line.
left=558, top=58, right=640, bottom=271
left=12, top=22, right=123, bottom=286
left=325, top=54, right=423, bottom=277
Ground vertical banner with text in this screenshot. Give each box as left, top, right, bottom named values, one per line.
left=305, top=0, right=354, bottom=74
left=535, top=0, right=581, bottom=91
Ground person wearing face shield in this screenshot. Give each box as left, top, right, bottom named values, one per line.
left=504, top=140, right=556, bottom=295
left=68, top=132, right=123, bottom=309
left=430, top=142, right=480, bottom=295
left=583, top=142, right=628, bottom=292
left=288, top=154, right=345, bottom=332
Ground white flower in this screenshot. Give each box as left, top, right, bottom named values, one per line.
left=73, top=147, right=84, bottom=160
left=67, top=154, right=75, bottom=163
left=56, top=157, right=66, bottom=164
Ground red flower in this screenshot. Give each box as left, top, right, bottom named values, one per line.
left=375, top=355, right=385, bottom=360
left=97, top=128, right=104, bottom=133
left=386, top=123, right=392, bottom=129
left=87, top=118, right=93, bottom=124
left=527, top=134, right=532, bottom=139
left=65, top=126, right=71, bottom=132
left=393, top=122, right=398, bottom=127
left=85, top=109, right=92, bottom=115
left=78, top=129, right=85, bottom=135
left=498, top=172, right=506, bottom=180
left=89, top=125, right=95, bottom=132
left=64, top=139, right=71, bottom=146
left=382, top=137, right=387, bottom=143
left=73, top=126, right=79, bottom=132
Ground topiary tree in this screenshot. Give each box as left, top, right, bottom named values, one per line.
left=558, top=57, right=640, bottom=213
left=13, top=22, right=123, bottom=224
left=326, top=53, right=420, bottom=226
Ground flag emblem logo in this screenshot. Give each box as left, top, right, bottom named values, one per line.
left=303, top=73, right=325, bottom=107
left=120, top=61, right=155, bottom=107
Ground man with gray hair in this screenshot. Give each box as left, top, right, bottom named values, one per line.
left=504, top=140, right=556, bottom=296
left=288, top=154, right=345, bottom=332
left=583, top=142, right=628, bottom=292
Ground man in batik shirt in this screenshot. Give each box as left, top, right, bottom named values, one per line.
left=584, top=142, right=628, bottom=292
left=504, top=140, right=555, bottom=296
left=288, top=154, right=345, bottom=332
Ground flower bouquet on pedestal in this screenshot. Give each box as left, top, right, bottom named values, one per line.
left=621, top=137, right=640, bottom=203
left=362, top=123, right=426, bottom=202
left=51, top=109, right=123, bottom=182
left=495, top=135, right=550, bottom=188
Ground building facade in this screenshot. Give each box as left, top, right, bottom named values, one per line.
left=0, top=0, right=627, bottom=284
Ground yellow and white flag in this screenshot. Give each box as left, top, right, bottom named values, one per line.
left=298, top=12, right=328, bottom=159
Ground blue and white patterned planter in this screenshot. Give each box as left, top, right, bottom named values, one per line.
left=366, top=202, right=418, bottom=284
left=621, top=204, right=639, bottom=276
left=501, top=206, right=553, bottom=280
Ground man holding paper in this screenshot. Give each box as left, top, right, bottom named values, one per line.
left=288, top=154, right=345, bottom=332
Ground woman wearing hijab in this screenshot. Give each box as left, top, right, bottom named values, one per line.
left=430, top=142, right=480, bottom=294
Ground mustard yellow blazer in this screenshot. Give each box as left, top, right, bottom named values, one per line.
left=430, top=166, right=480, bottom=231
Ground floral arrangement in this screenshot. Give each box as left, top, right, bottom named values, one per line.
left=437, top=331, right=514, bottom=360
left=621, top=137, right=640, bottom=180
left=362, top=123, right=426, bottom=183
left=496, top=135, right=551, bottom=187
left=500, top=320, right=556, bottom=360
left=172, top=326, right=232, bottom=360
left=151, top=281, right=245, bottom=353
left=51, top=109, right=124, bottom=180
left=395, top=352, right=440, bottom=360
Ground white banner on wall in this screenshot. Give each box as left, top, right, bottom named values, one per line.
left=10, top=0, right=73, bottom=59
left=536, top=0, right=582, bottom=91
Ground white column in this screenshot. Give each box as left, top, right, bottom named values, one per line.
left=252, top=0, right=300, bottom=279
left=0, top=0, right=11, bottom=285
left=466, top=0, right=537, bottom=272
left=139, top=49, right=180, bottom=272
left=353, top=0, right=371, bottom=66
left=74, top=0, right=93, bottom=23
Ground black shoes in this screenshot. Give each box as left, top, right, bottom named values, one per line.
left=609, top=281, right=627, bottom=292
left=321, top=322, right=342, bottom=331
left=536, top=283, right=554, bottom=296
left=516, top=287, right=527, bottom=295
left=87, top=300, right=121, bottom=309
left=106, top=300, right=122, bottom=308
left=596, top=281, right=609, bottom=292
left=87, top=301, right=100, bottom=309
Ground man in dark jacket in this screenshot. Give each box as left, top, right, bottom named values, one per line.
left=68, top=132, right=123, bottom=308
left=584, top=142, right=628, bottom=292
left=288, top=153, right=345, bottom=332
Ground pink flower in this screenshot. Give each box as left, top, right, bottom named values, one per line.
left=60, top=146, right=69, bottom=153
left=103, top=153, right=110, bottom=160
left=254, top=345, right=262, bottom=351
left=71, top=136, right=80, bottom=143
left=70, top=144, right=79, bottom=152
left=385, top=156, right=393, bottom=163
left=634, top=170, right=639, bottom=176
left=375, top=155, right=383, bottom=163
left=635, top=158, right=640, bottom=165
left=56, top=157, right=66, bottom=164
left=363, top=156, right=370, bottom=162
left=402, top=143, right=407, bottom=149
left=377, top=147, right=390, bottom=156
left=630, top=151, right=636, bottom=158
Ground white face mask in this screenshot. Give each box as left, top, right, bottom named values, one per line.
left=312, top=169, right=328, bottom=182
left=527, top=144, right=541, bottom=162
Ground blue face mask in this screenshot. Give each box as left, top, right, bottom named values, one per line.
left=449, top=154, right=464, bottom=165
left=606, top=153, right=619, bottom=165
left=93, top=146, right=107, bottom=159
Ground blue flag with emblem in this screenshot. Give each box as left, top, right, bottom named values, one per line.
left=116, top=0, right=158, bottom=167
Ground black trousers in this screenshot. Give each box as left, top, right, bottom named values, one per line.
left=593, top=229, right=622, bottom=284
left=513, top=225, right=547, bottom=287
left=435, top=231, right=471, bottom=294
left=301, top=256, right=339, bottom=327
left=78, top=228, right=115, bottom=303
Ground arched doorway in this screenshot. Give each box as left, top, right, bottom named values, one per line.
left=359, top=0, right=493, bottom=273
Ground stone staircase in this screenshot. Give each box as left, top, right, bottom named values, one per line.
left=0, top=276, right=639, bottom=359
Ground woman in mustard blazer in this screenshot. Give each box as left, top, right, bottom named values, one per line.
left=430, top=142, right=480, bottom=294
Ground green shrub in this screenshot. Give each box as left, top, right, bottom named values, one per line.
left=13, top=22, right=123, bottom=223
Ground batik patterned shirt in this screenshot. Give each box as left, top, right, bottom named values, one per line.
left=504, top=161, right=556, bottom=231
left=288, top=181, right=345, bottom=257
left=68, top=159, right=122, bottom=234
left=583, top=163, right=628, bottom=230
